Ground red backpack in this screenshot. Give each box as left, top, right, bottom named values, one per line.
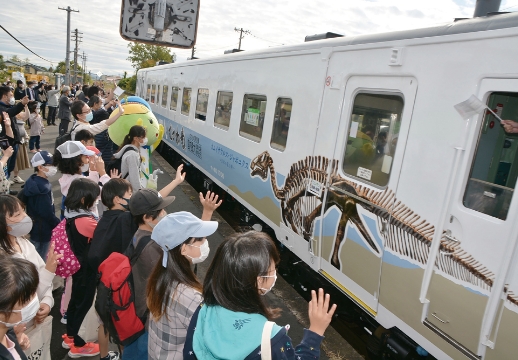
left=94, top=236, right=151, bottom=346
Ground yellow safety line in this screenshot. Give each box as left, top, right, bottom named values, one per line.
left=319, top=270, right=377, bottom=316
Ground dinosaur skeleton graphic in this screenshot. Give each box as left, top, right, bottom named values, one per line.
left=250, top=151, right=518, bottom=304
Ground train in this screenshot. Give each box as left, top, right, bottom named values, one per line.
left=136, top=11, right=518, bottom=360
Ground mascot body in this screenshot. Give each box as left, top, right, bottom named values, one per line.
left=108, top=96, right=164, bottom=189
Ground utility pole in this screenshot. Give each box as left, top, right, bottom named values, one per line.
left=81, top=51, right=87, bottom=84
left=58, top=6, right=79, bottom=86
left=234, top=27, right=251, bottom=50
left=71, top=29, right=83, bottom=84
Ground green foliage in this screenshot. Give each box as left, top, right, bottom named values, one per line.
left=9, top=55, right=20, bottom=63
left=117, top=74, right=137, bottom=94
left=0, top=55, right=5, bottom=71
left=127, top=43, right=174, bottom=70
left=55, top=60, right=82, bottom=74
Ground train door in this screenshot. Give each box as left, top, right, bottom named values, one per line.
left=424, top=79, right=518, bottom=359
left=318, top=75, right=418, bottom=315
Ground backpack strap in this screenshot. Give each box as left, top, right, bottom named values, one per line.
left=126, top=235, right=152, bottom=265
left=261, top=321, right=274, bottom=360
left=120, top=147, right=137, bottom=179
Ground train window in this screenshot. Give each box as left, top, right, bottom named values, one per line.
left=214, top=91, right=233, bottom=130
left=181, top=88, right=192, bottom=116
left=146, top=85, right=151, bottom=102
left=195, top=88, right=209, bottom=121
left=463, top=92, right=518, bottom=220
left=170, top=86, right=179, bottom=111
left=342, top=93, right=404, bottom=187
left=150, top=85, right=156, bottom=104
left=240, top=94, right=267, bottom=142
left=270, top=98, right=292, bottom=151
left=162, top=85, right=168, bottom=108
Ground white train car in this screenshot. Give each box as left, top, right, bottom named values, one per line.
left=137, top=12, right=518, bottom=359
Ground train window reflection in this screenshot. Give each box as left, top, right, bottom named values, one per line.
left=181, top=88, right=192, bottom=116
left=214, top=91, right=233, bottom=130
left=146, top=85, right=151, bottom=102
left=270, top=98, right=292, bottom=151
left=342, top=93, right=404, bottom=187
left=170, top=86, right=179, bottom=111
left=240, top=94, right=267, bottom=142
left=150, top=85, right=156, bottom=104
left=463, top=92, right=518, bottom=220
left=195, top=88, right=209, bottom=121
left=162, top=85, right=168, bottom=108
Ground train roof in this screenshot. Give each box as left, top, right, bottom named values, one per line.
left=140, top=11, right=518, bottom=71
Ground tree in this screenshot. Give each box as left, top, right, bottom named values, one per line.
left=9, top=55, right=20, bottom=64
left=0, top=55, right=5, bottom=71
left=127, top=43, right=174, bottom=70
left=55, top=60, right=82, bottom=74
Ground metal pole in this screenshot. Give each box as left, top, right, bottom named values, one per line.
left=473, top=0, right=501, bottom=17
left=58, top=6, right=79, bottom=86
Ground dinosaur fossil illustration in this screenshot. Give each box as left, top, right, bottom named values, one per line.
left=250, top=151, right=518, bottom=305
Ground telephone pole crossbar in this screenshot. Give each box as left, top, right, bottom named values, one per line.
left=234, top=27, right=251, bottom=50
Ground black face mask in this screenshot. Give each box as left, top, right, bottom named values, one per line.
left=121, top=197, right=131, bottom=210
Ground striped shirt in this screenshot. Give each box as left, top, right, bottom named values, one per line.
left=148, top=283, right=202, bottom=360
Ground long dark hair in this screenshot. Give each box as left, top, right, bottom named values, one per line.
left=118, top=125, right=146, bottom=152
left=64, top=178, right=100, bottom=212
left=203, top=231, right=280, bottom=319
left=0, top=255, right=38, bottom=317
left=146, top=237, right=203, bottom=321
left=0, top=195, right=24, bottom=255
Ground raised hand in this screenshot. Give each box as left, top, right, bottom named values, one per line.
left=199, top=191, right=222, bottom=212
left=45, top=242, right=64, bottom=273
left=2, top=112, right=10, bottom=127
left=501, top=120, right=518, bottom=133
left=3, top=146, right=13, bottom=159
left=308, top=288, right=337, bottom=336
left=110, top=168, right=121, bottom=178
left=174, top=164, right=186, bottom=184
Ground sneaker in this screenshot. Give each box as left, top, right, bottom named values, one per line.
left=61, top=312, right=67, bottom=324
left=68, top=343, right=100, bottom=358
left=101, top=351, right=120, bottom=360
left=61, top=334, right=73, bottom=349
left=12, top=176, right=24, bottom=184
left=30, top=149, right=37, bottom=153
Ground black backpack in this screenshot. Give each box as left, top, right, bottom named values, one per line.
left=105, top=147, right=136, bottom=179
left=54, top=123, right=79, bottom=152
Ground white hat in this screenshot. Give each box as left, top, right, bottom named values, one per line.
left=57, top=141, right=95, bottom=159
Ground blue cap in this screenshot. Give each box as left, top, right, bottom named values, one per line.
left=30, top=151, right=53, bottom=167
left=151, top=211, right=218, bottom=267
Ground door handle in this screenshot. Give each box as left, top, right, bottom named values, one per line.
left=444, top=229, right=460, bottom=243
left=431, top=312, right=449, bottom=324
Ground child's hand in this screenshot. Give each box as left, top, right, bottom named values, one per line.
left=45, top=242, right=64, bottom=273
left=3, top=146, right=13, bottom=159
left=110, top=168, right=120, bottom=178
left=199, top=191, right=222, bottom=212
left=16, top=332, right=30, bottom=350
left=308, top=288, right=337, bottom=336
left=173, top=164, right=185, bottom=185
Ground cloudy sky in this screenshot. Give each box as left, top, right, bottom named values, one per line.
left=0, top=0, right=515, bottom=77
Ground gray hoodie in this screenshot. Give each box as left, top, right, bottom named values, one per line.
left=113, top=144, right=142, bottom=192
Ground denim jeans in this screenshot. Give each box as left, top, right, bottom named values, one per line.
left=7, top=144, right=18, bottom=178
left=29, top=240, right=50, bottom=261
left=29, top=135, right=40, bottom=150
left=48, top=106, right=57, bottom=125
left=122, top=332, right=148, bottom=360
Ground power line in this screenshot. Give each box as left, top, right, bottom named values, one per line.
left=0, top=25, right=53, bottom=63
left=250, top=33, right=285, bottom=46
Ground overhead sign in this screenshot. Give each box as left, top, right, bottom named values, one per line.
left=120, top=0, right=199, bottom=49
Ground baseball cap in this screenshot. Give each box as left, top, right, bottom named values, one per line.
left=129, top=188, right=175, bottom=216
left=31, top=151, right=53, bottom=167
left=151, top=211, right=218, bottom=267
left=56, top=141, right=95, bottom=159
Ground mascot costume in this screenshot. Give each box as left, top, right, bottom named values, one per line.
left=107, top=96, right=164, bottom=189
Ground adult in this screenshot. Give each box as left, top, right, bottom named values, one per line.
left=88, top=96, right=117, bottom=164
left=46, top=85, right=60, bottom=126
left=76, top=85, right=89, bottom=102
left=37, top=84, right=48, bottom=120
left=13, top=81, right=25, bottom=101
left=58, top=86, right=73, bottom=135
left=502, top=120, right=518, bottom=133
left=24, top=81, right=40, bottom=102
left=70, top=100, right=124, bottom=141
left=0, top=86, right=27, bottom=182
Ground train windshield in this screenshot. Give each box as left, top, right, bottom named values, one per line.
left=342, top=93, right=404, bottom=187
left=463, top=92, right=518, bottom=220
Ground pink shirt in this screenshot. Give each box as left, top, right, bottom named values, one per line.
left=4, top=335, right=22, bottom=360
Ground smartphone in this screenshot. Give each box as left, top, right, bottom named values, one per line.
left=0, top=138, right=10, bottom=150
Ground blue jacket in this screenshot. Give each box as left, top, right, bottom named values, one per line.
left=24, top=174, right=60, bottom=242
left=184, top=305, right=324, bottom=360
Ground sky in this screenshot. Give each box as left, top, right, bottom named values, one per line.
left=0, top=0, right=516, bottom=78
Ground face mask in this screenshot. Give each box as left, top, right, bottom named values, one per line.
left=0, top=296, right=39, bottom=328
left=120, top=197, right=130, bottom=210
left=7, top=215, right=33, bottom=237
left=140, top=138, right=148, bottom=146
left=146, top=212, right=166, bottom=228
left=85, top=112, right=93, bottom=122
left=186, top=240, right=210, bottom=264
left=259, top=270, right=277, bottom=295
left=81, top=163, right=90, bottom=173
left=44, top=166, right=58, bottom=177
left=8, top=97, right=15, bottom=106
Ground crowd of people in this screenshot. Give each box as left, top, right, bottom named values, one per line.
left=0, top=79, right=337, bottom=360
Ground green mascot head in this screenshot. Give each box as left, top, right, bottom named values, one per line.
left=108, top=96, right=164, bottom=151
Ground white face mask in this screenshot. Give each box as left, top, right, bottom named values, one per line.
left=0, top=296, right=39, bottom=328
left=146, top=212, right=166, bottom=229
left=259, top=270, right=277, bottom=295
left=7, top=215, right=33, bottom=237
left=8, top=97, right=15, bottom=106
left=186, top=240, right=210, bottom=264
left=81, top=163, right=90, bottom=173
left=44, top=166, right=58, bottom=177
left=141, top=138, right=148, bottom=146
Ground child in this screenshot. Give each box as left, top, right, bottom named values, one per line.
left=146, top=212, right=219, bottom=359
left=112, top=125, right=146, bottom=192
left=184, top=232, right=337, bottom=360
left=23, top=151, right=60, bottom=260
left=0, top=255, right=39, bottom=360
left=75, top=130, right=95, bottom=147
left=28, top=102, right=43, bottom=153
left=54, top=141, right=110, bottom=219
left=61, top=178, right=101, bottom=358
left=0, top=146, right=13, bottom=195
